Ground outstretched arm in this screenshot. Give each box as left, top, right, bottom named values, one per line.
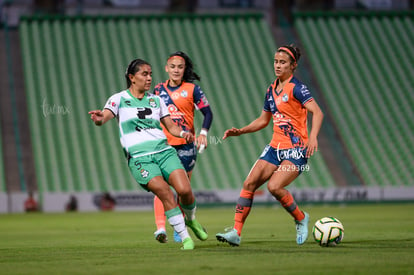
left=223, top=110, right=272, bottom=140
left=88, top=109, right=114, bottom=126
left=304, top=100, right=324, bottom=158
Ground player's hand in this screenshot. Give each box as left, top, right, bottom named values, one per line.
left=196, top=133, right=208, bottom=153
left=223, top=127, right=242, bottom=140
left=181, top=131, right=194, bottom=144
left=88, top=110, right=104, bottom=125
left=305, top=136, right=318, bottom=158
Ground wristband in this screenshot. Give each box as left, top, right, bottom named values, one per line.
left=180, top=130, right=186, bottom=138
left=199, top=129, right=208, bottom=136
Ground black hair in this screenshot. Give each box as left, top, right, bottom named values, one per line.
left=125, top=58, right=151, bottom=87
left=167, top=51, right=200, bottom=83
left=277, top=44, right=301, bottom=63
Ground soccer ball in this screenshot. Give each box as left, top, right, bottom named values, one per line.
left=312, top=217, right=344, bottom=247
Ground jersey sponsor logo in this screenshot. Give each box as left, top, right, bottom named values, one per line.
left=167, top=104, right=185, bottom=119
left=108, top=100, right=116, bottom=107
left=300, top=84, right=310, bottom=97
left=275, top=145, right=306, bottom=162
left=137, top=107, right=152, bottom=119
left=275, top=96, right=283, bottom=106
left=168, top=105, right=178, bottom=113
left=260, top=144, right=270, bottom=158
left=159, top=90, right=168, bottom=97
left=177, top=147, right=196, bottom=157
left=135, top=124, right=157, bottom=132
left=171, top=92, right=180, bottom=100
left=188, top=159, right=196, bottom=168
left=273, top=112, right=291, bottom=126
left=135, top=107, right=157, bottom=132
left=200, top=94, right=209, bottom=106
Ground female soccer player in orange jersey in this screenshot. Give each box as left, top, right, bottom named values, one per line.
left=152, top=51, right=213, bottom=243
left=216, top=45, right=324, bottom=246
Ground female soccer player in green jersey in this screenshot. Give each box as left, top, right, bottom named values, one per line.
left=88, top=58, right=208, bottom=250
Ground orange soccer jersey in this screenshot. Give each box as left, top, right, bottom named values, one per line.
left=263, top=76, right=314, bottom=150
left=153, top=80, right=209, bottom=146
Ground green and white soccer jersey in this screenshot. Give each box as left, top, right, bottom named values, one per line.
left=104, top=90, right=172, bottom=157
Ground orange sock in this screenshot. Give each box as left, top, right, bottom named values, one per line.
left=278, top=192, right=305, bottom=221
left=234, top=189, right=254, bottom=236
left=154, top=196, right=166, bottom=230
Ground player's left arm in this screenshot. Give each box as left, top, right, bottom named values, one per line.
left=161, top=115, right=194, bottom=143
left=193, top=86, right=213, bottom=151
left=304, top=100, right=324, bottom=158
left=196, top=106, right=213, bottom=151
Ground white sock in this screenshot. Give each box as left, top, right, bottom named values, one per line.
left=168, top=214, right=190, bottom=241
left=181, top=205, right=196, bottom=221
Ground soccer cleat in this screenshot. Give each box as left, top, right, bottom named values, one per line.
left=216, top=228, right=241, bottom=246
left=295, top=211, right=310, bottom=245
left=185, top=219, right=208, bottom=241
left=181, top=237, right=195, bottom=250
left=154, top=229, right=168, bottom=243
left=173, top=230, right=182, bottom=243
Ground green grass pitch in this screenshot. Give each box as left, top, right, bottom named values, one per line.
left=1, top=203, right=414, bottom=274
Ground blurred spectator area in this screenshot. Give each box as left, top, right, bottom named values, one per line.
left=1, top=0, right=413, bottom=27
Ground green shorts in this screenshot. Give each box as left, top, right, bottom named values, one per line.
left=128, top=148, right=185, bottom=191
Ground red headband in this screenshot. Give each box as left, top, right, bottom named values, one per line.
left=167, top=55, right=185, bottom=62
left=278, top=47, right=296, bottom=62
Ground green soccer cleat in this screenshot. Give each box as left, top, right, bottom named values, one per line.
left=181, top=237, right=195, bottom=250
left=185, top=219, right=208, bottom=241
left=216, top=228, right=241, bottom=246
left=154, top=229, right=168, bottom=243
left=295, top=212, right=310, bottom=245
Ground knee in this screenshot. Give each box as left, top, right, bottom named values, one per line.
left=267, top=183, right=283, bottom=198
left=175, top=184, right=192, bottom=198
left=243, top=179, right=258, bottom=192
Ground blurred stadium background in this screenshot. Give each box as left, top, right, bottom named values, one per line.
left=0, top=0, right=413, bottom=212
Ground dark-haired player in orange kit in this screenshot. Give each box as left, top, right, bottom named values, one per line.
left=216, top=45, right=323, bottom=246
left=152, top=51, right=213, bottom=243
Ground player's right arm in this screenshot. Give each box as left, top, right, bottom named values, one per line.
left=223, top=110, right=272, bottom=140
left=88, top=109, right=114, bottom=126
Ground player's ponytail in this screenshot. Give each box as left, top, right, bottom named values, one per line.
left=167, top=51, right=201, bottom=83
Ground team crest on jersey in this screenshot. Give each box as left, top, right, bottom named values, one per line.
left=149, top=98, right=157, bottom=108
left=282, top=94, right=289, bottom=102
left=180, top=90, right=188, bottom=98
left=140, top=169, right=149, bottom=178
